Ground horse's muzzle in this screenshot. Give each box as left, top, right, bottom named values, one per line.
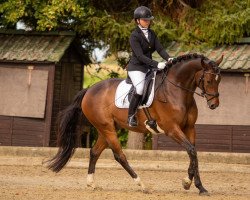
left=209, top=103, right=218, bottom=110
left=207, top=98, right=219, bottom=110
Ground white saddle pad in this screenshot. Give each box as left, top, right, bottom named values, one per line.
left=115, top=72, right=156, bottom=109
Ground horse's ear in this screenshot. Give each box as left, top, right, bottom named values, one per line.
left=201, top=58, right=209, bottom=70
left=216, top=55, right=224, bottom=66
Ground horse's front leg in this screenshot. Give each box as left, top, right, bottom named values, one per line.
left=168, top=126, right=209, bottom=195
left=186, top=144, right=208, bottom=195
left=184, top=125, right=209, bottom=195
left=182, top=125, right=196, bottom=190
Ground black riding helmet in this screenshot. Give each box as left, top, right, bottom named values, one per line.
left=134, top=6, right=154, bottom=20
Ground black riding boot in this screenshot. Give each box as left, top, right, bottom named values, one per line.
left=127, top=93, right=142, bottom=127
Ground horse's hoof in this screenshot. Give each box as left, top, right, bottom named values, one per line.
left=86, top=183, right=96, bottom=190
left=134, top=176, right=149, bottom=194
left=182, top=177, right=192, bottom=190
left=199, top=190, right=210, bottom=196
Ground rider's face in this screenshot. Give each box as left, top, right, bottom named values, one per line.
left=138, top=19, right=151, bottom=28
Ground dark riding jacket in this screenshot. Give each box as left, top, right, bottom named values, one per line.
left=127, top=26, right=170, bottom=73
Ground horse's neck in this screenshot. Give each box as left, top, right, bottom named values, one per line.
left=171, top=59, right=201, bottom=90
left=156, top=59, right=201, bottom=105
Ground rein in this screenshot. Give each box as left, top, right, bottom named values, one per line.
left=166, top=77, right=205, bottom=97
left=157, top=66, right=220, bottom=102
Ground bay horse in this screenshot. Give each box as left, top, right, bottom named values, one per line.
left=48, top=53, right=223, bottom=195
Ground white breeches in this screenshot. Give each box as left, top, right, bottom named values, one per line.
left=128, top=71, right=146, bottom=95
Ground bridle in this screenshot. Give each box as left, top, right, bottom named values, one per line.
left=158, top=63, right=221, bottom=102
left=197, top=69, right=220, bottom=101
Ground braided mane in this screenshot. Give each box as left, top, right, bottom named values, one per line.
left=166, top=53, right=220, bottom=73
left=166, top=53, right=208, bottom=68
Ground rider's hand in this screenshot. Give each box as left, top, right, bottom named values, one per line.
left=157, top=62, right=166, bottom=70
left=168, top=57, right=173, bottom=62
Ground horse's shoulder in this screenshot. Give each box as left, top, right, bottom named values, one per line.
left=186, top=99, right=198, bottom=117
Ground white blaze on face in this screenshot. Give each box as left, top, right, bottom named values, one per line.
left=215, top=74, right=219, bottom=81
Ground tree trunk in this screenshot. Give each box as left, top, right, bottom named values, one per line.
left=127, top=131, right=144, bottom=149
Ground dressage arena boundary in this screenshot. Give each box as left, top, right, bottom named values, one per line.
left=0, top=146, right=249, bottom=165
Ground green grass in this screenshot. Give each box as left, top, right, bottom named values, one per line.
left=83, top=72, right=102, bottom=88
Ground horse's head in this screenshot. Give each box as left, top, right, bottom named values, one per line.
left=196, top=55, right=223, bottom=110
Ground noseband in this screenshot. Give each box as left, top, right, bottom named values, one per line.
left=197, top=70, right=220, bottom=102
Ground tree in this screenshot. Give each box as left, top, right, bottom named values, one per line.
left=1, top=0, right=248, bottom=55
left=127, top=131, right=144, bottom=149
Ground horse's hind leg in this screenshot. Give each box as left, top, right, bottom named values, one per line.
left=104, top=130, right=148, bottom=193
left=86, top=134, right=108, bottom=189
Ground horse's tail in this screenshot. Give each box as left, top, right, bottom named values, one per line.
left=47, top=89, right=88, bottom=172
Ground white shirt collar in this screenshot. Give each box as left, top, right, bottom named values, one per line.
left=138, top=25, right=148, bottom=31
left=138, top=25, right=149, bottom=41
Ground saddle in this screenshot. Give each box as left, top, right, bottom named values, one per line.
left=126, top=70, right=155, bottom=105
left=125, top=70, right=166, bottom=135
left=114, top=69, right=165, bottom=134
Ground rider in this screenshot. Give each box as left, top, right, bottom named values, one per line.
left=127, top=6, right=172, bottom=127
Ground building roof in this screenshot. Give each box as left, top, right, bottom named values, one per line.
left=0, top=29, right=82, bottom=63
left=154, top=38, right=250, bottom=72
